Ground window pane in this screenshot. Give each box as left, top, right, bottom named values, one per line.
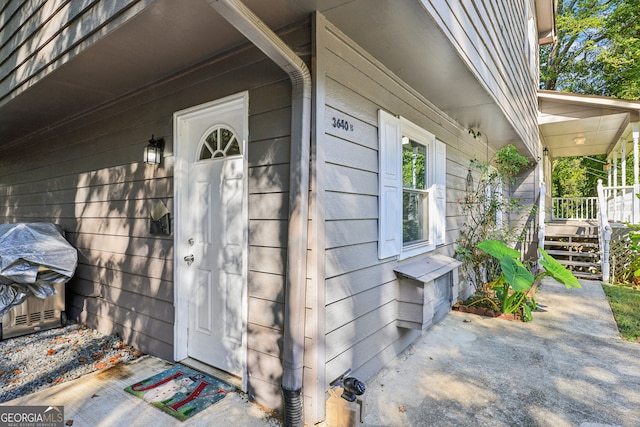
left=402, top=139, right=427, bottom=190
left=199, top=144, right=213, bottom=160
left=403, top=190, right=429, bottom=245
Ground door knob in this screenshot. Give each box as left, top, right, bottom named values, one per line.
left=184, top=254, right=194, bottom=266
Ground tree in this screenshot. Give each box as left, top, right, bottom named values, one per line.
left=552, top=157, right=587, bottom=197
left=598, top=0, right=640, bottom=99
left=540, top=0, right=640, bottom=100
left=552, top=155, right=608, bottom=198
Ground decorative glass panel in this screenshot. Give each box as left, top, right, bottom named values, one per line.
left=198, top=126, right=241, bottom=161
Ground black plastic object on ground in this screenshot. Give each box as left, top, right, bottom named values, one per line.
left=0, top=223, right=77, bottom=317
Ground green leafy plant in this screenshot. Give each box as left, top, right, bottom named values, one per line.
left=494, top=144, right=530, bottom=185
left=611, top=195, right=640, bottom=287
left=455, top=144, right=531, bottom=292
left=477, top=240, right=581, bottom=321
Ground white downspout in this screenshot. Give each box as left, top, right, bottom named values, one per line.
left=206, top=1, right=311, bottom=426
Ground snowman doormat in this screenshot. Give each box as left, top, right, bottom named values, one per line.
left=125, top=365, right=236, bottom=421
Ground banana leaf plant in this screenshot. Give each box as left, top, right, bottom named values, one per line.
left=477, top=240, right=581, bottom=321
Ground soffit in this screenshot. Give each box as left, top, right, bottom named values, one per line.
left=0, top=0, right=517, bottom=150
left=538, top=90, right=640, bottom=158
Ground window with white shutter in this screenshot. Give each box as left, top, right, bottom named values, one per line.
left=378, top=111, right=447, bottom=259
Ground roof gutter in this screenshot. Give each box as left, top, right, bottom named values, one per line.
left=205, top=1, right=311, bottom=426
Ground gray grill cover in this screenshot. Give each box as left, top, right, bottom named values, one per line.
left=0, top=223, right=78, bottom=317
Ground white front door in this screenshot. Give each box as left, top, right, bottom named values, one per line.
left=174, top=93, right=248, bottom=381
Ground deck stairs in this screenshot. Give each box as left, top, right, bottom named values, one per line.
left=543, top=221, right=601, bottom=280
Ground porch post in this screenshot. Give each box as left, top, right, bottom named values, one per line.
left=622, top=142, right=627, bottom=186
left=622, top=142, right=627, bottom=221
left=633, top=122, right=639, bottom=223
left=613, top=150, right=618, bottom=186
left=613, top=150, right=618, bottom=221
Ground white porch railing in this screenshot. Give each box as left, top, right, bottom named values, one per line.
left=548, top=180, right=636, bottom=283
left=552, top=185, right=640, bottom=224
left=552, top=197, right=598, bottom=220
left=602, top=185, right=639, bottom=223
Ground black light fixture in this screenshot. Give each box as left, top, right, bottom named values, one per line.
left=144, top=135, right=165, bottom=165
left=330, top=369, right=366, bottom=402
left=465, top=168, right=474, bottom=200
left=543, top=147, right=549, bottom=157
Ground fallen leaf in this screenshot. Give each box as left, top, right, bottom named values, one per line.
left=95, top=362, right=107, bottom=369
left=78, top=357, right=87, bottom=363
left=108, top=354, right=123, bottom=365
left=91, top=394, right=98, bottom=399
left=47, top=349, right=56, bottom=356
left=91, top=352, right=103, bottom=361
left=0, top=370, right=4, bottom=376
left=66, top=420, right=74, bottom=426
left=55, top=378, right=64, bottom=383
left=399, top=406, right=407, bottom=413
left=13, top=369, right=21, bottom=375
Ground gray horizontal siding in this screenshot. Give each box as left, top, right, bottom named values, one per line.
left=315, top=13, right=491, bottom=390
left=0, top=18, right=312, bottom=411
left=0, top=0, right=152, bottom=103
left=421, top=0, right=538, bottom=154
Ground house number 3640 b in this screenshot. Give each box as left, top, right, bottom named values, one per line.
left=332, top=117, right=353, bottom=131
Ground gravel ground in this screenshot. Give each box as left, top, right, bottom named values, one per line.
left=0, top=323, right=142, bottom=403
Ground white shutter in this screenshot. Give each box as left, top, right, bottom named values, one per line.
left=378, top=110, right=402, bottom=259
left=434, top=140, right=446, bottom=245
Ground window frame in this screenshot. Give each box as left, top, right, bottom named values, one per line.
left=400, top=118, right=436, bottom=258
left=378, top=110, right=446, bottom=260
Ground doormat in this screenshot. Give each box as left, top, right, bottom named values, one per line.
left=124, top=365, right=236, bottom=421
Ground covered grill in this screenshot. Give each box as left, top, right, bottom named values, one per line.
left=0, top=223, right=77, bottom=339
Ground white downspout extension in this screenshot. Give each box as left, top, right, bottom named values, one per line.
left=206, top=1, right=311, bottom=425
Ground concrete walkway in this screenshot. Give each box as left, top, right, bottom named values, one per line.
left=363, top=278, right=640, bottom=427
left=5, top=278, right=640, bottom=426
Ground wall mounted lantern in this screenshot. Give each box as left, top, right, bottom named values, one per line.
left=144, top=135, right=165, bottom=165
left=465, top=168, right=474, bottom=201
left=543, top=147, right=549, bottom=157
